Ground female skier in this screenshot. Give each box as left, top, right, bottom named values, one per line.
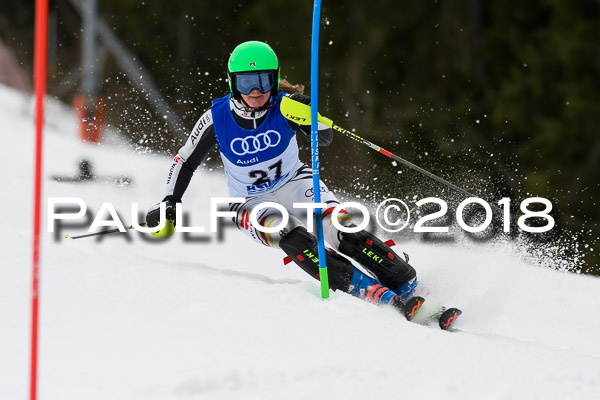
left=146, top=41, right=424, bottom=320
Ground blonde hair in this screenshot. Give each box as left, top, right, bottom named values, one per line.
left=279, top=78, right=304, bottom=94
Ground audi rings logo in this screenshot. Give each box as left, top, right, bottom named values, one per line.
left=230, top=130, right=281, bottom=156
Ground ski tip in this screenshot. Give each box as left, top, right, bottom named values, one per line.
left=439, top=308, right=462, bottom=330
left=404, top=296, right=425, bottom=321
left=65, top=234, right=70, bottom=239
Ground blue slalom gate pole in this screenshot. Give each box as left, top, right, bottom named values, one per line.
left=311, top=0, right=330, bottom=298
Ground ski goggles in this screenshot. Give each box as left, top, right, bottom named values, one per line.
left=234, top=72, right=276, bottom=95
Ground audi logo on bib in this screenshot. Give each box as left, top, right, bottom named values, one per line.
left=230, top=130, right=281, bottom=156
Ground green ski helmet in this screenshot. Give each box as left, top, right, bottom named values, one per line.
left=227, top=41, right=280, bottom=102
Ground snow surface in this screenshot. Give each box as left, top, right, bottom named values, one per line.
left=1, top=84, right=600, bottom=400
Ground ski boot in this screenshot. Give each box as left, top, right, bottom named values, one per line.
left=280, top=227, right=424, bottom=319
left=348, top=265, right=425, bottom=320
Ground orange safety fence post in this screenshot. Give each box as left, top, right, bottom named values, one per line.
left=73, top=94, right=106, bottom=143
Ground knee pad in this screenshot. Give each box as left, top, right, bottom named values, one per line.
left=280, top=226, right=354, bottom=292
left=338, top=230, right=416, bottom=291
left=234, top=204, right=303, bottom=248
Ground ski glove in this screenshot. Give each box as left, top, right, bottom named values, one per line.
left=289, top=93, right=311, bottom=106
left=146, top=196, right=178, bottom=238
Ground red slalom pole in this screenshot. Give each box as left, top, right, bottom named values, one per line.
left=31, top=0, right=49, bottom=399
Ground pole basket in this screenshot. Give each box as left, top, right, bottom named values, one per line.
left=73, top=94, right=106, bottom=143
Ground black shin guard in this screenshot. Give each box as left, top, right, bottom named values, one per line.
left=338, top=230, right=416, bottom=290
left=280, top=227, right=354, bottom=292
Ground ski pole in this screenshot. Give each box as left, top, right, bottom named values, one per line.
left=281, top=96, right=491, bottom=203
left=65, top=223, right=145, bottom=239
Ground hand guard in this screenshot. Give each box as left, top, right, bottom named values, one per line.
left=289, top=93, right=311, bottom=105
left=146, top=197, right=177, bottom=238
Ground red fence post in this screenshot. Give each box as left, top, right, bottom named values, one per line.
left=31, top=0, right=48, bottom=399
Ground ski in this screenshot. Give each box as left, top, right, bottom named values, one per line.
left=404, top=296, right=425, bottom=321
left=410, top=304, right=463, bottom=330
left=438, top=307, right=462, bottom=330
left=392, top=296, right=425, bottom=321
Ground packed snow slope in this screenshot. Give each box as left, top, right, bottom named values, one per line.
left=1, top=84, right=600, bottom=400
